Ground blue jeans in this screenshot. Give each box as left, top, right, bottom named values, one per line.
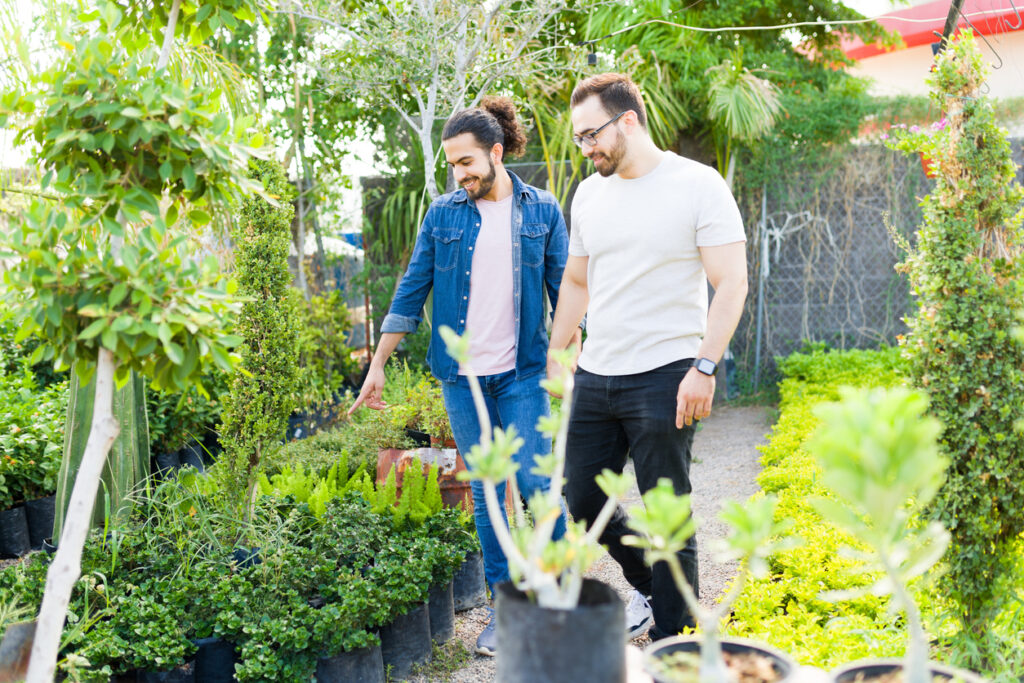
left=442, top=369, right=568, bottom=594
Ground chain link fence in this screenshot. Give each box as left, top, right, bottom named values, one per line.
left=730, top=139, right=1024, bottom=393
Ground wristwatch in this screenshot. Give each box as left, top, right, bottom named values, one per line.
left=695, top=357, right=718, bottom=377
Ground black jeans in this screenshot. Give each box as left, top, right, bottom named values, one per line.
left=565, top=358, right=699, bottom=640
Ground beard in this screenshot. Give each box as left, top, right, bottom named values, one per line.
left=462, top=158, right=497, bottom=199
left=591, top=129, right=627, bottom=177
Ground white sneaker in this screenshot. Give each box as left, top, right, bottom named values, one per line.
left=625, top=589, right=653, bottom=638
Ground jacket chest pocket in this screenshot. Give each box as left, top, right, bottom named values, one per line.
left=432, top=226, right=462, bottom=272
left=520, top=222, right=549, bottom=268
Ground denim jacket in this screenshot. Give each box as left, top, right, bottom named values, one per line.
left=380, top=171, right=568, bottom=383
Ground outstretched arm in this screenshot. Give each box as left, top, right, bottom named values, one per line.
left=348, top=332, right=406, bottom=414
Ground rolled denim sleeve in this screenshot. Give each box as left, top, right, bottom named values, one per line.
left=380, top=210, right=437, bottom=334
left=543, top=202, right=569, bottom=316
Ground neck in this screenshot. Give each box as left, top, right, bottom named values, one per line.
left=616, top=135, right=664, bottom=180
left=482, top=166, right=513, bottom=201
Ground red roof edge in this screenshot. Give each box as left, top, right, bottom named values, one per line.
left=842, top=0, right=1024, bottom=60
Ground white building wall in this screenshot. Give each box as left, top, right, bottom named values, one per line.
left=850, top=30, right=1024, bottom=99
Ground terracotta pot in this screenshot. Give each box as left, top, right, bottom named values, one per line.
left=920, top=152, right=938, bottom=179
left=376, top=447, right=473, bottom=512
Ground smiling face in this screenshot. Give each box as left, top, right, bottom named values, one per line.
left=571, top=95, right=629, bottom=178
left=443, top=133, right=500, bottom=200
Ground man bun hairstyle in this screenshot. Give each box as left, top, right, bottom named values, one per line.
left=442, top=95, right=527, bottom=160
left=570, top=72, right=648, bottom=129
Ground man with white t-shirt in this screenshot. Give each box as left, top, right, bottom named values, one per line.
left=350, top=97, right=573, bottom=656
left=548, top=72, right=749, bottom=642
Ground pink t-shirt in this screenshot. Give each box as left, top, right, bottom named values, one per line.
left=461, top=194, right=516, bottom=376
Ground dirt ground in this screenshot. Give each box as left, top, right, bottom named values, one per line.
left=409, top=403, right=775, bottom=683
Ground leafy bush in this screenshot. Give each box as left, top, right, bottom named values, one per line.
left=216, top=158, right=300, bottom=517
left=260, top=422, right=380, bottom=478
left=146, top=370, right=230, bottom=456
left=725, top=346, right=910, bottom=667
left=291, top=289, right=360, bottom=405
left=0, top=360, right=68, bottom=507
left=885, top=33, right=1024, bottom=648
left=0, top=316, right=69, bottom=506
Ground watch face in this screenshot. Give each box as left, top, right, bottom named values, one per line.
left=696, top=358, right=717, bottom=376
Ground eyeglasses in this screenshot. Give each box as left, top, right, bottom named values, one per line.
left=572, top=111, right=627, bottom=148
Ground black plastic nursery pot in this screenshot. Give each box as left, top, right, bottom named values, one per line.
left=428, top=580, right=456, bottom=644
left=452, top=550, right=487, bottom=611
left=24, top=494, right=56, bottom=550
left=192, top=636, right=238, bottom=682
left=379, top=602, right=432, bottom=681
left=0, top=505, right=31, bottom=558
left=495, top=578, right=625, bottom=683
left=178, top=442, right=205, bottom=473
left=137, top=660, right=196, bottom=683
left=315, top=643, right=385, bottom=683
left=644, top=635, right=798, bottom=683
left=831, top=658, right=985, bottom=683
left=153, top=450, right=181, bottom=476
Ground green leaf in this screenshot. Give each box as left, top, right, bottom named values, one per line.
left=164, top=341, right=184, bottom=365
left=109, top=283, right=129, bottom=307
left=188, top=209, right=210, bottom=226
left=101, top=326, right=118, bottom=351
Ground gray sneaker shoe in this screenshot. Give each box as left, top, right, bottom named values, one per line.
left=625, top=590, right=653, bottom=639
left=475, top=607, right=497, bottom=656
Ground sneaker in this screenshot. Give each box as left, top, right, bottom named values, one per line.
left=475, top=607, right=497, bottom=656
left=625, top=590, right=653, bottom=638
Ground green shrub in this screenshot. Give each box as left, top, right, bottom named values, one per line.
left=885, top=33, right=1024, bottom=648
left=261, top=421, right=381, bottom=477
left=216, top=159, right=300, bottom=518
left=291, top=289, right=360, bottom=405
left=0, top=366, right=68, bottom=506
left=725, top=346, right=909, bottom=667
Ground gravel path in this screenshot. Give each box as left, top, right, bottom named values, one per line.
left=410, top=404, right=773, bottom=682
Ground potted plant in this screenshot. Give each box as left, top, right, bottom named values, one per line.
left=624, top=483, right=800, bottom=683
left=440, top=326, right=632, bottom=683
left=808, top=387, right=984, bottom=683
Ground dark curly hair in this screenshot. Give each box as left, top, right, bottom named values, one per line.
left=441, top=96, right=527, bottom=160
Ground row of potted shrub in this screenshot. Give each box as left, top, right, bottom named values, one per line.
left=0, top=449, right=480, bottom=682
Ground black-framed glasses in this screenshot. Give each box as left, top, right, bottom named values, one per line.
left=572, top=111, right=627, bottom=148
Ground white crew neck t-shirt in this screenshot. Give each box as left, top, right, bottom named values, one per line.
left=569, top=152, right=746, bottom=376
left=461, top=194, right=516, bottom=376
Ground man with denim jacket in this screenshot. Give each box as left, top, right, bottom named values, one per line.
left=349, top=97, right=572, bottom=656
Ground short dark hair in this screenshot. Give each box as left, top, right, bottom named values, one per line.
left=570, top=72, right=647, bottom=129
left=441, top=96, right=527, bottom=160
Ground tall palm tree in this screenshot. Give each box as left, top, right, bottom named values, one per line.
left=706, top=58, right=783, bottom=191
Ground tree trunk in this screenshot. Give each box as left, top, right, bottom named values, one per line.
left=26, top=349, right=121, bottom=683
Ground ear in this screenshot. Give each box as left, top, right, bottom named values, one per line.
left=490, top=143, right=504, bottom=164
left=622, top=110, right=640, bottom=131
